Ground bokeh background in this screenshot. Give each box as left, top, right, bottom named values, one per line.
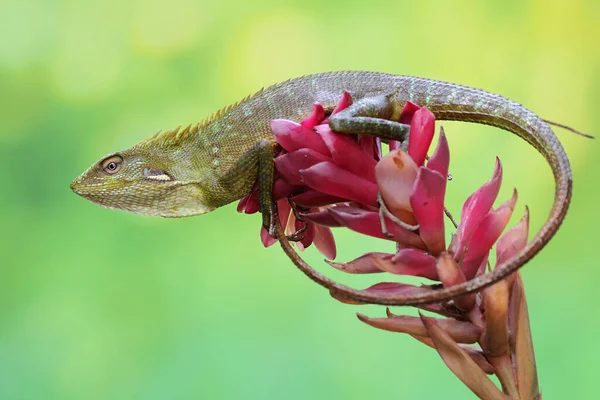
left=1, top=0, right=599, bottom=398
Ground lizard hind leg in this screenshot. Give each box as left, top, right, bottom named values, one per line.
left=327, top=94, right=410, bottom=142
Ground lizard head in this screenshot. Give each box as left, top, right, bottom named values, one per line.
left=70, top=144, right=216, bottom=218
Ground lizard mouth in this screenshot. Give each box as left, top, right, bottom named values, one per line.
left=70, top=178, right=83, bottom=195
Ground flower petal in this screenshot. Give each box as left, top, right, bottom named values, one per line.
left=329, top=282, right=429, bottom=305
left=313, top=225, right=337, bottom=259
left=374, top=248, right=438, bottom=279
left=237, top=191, right=251, bottom=213
left=238, top=188, right=260, bottom=214
left=436, top=253, right=476, bottom=311
left=299, top=208, right=343, bottom=227
left=509, top=273, right=540, bottom=400
left=358, top=135, right=382, bottom=161
left=300, top=102, right=326, bottom=129
left=358, top=313, right=482, bottom=344
left=271, top=119, right=330, bottom=155
left=391, top=100, right=421, bottom=150
left=272, top=178, right=296, bottom=201
left=483, top=280, right=519, bottom=398
left=496, top=206, right=530, bottom=266
left=325, top=252, right=391, bottom=274
left=454, top=158, right=503, bottom=258
left=399, top=101, right=422, bottom=125
left=408, top=107, right=436, bottom=167
left=274, top=149, right=331, bottom=186
left=362, top=282, right=429, bottom=296
left=300, top=162, right=378, bottom=206
left=260, top=226, right=277, bottom=247
left=411, top=335, right=495, bottom=374
left=330, top=90, right=353, bottom=116
left=420, top=314, right=507, bottom=400
left=426, top=128, right=450, bottom=179
left=327, top=206, right=426, bottom=248
left=461, top=189, right=518, bottom=279
left=375, top=150, right=419, bottom=219
left=483, top=281, right=510, bottom=357
left=316, top=125, right=377, bottom=182
left=290, top=191, right=347, bottom=208
left=296, top=221, right=315, bottom=251
left=410, top=167, right=446, bottom=256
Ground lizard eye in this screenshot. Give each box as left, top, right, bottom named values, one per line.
left=102, top=155, right=123, bottom=174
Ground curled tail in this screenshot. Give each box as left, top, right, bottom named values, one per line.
left=401, top=79, right=573, bottom=304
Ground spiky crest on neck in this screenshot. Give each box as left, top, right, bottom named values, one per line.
left=136, top=87, right=266, bottom=148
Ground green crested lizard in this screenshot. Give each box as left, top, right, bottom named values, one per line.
left=71, top=71, right=575, bottom=305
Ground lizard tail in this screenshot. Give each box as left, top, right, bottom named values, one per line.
left=405, top=85, right=573, bottom=304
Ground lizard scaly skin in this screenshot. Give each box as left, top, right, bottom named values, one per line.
left=71, top=71, right=572, bottom=305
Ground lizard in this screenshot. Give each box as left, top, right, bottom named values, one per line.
left=71, top=70, right=577, bottom=306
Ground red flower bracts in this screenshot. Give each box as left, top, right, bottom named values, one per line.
left=238, top=91, right=539, bottom=398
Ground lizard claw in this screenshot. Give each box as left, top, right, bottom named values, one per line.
left=286, top=222, right=308, bottom=242
left=267, top=221, right=306, bottom=242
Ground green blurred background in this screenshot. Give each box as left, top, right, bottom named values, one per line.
left=1, top=0, right=598, bottom=398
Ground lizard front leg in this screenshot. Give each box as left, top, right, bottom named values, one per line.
left=216, top=139, right=279, bottom=235
left=255, top=139, right=278, bottom=235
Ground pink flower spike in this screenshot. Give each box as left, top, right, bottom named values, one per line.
left=399, top=101, right=422, bottom=125
left=496, top=207, right=530, bottom=266
left=326, top=252, right=392, bottom=274
left=382, top=248, right=438, bottom=280
left=454, top=158, right=503, bottom=259
left=270, top=119, right=330, bottom=156
left=410, top=167, right=446, bottom=256
left=427, top=128, right=450, bottom=179
left=300, top=162, right=378, bottom=207
left=330, top=90, right=353, bottom=116
left=274, top=149, right=331, bottom=186
left=327, top=206, right=426, bottom=248
left=461, top=189, right=518, bottom=279
left=300, top=102, right=326, bottom=129
left=408, top=107, right=436, bottom=167
left=375, top=150, right=419, bottom=219
left=316, top=125, right=377, bottom=183
left=313, top=225, right=337, bottom=259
